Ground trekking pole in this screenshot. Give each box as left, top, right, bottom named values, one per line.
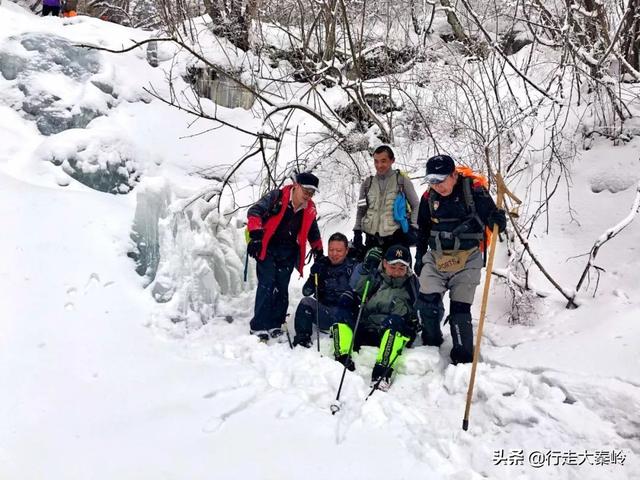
left=314, top=273, right=320, bottom=353
left=283, top=315, right=294, bottom=350
left=243, top=228, right=250, bottom=282
left=243, top=250, right=249, bottom=282
left=330, top=280, right=371, bottom=415
left=462, top=174, right=505, bottom=431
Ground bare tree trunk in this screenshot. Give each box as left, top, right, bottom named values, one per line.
left=440, top=0, right=468, bottom=42
left=322, top=0, right=338, bottom=62
left=621, top=0, right=640, bottom=72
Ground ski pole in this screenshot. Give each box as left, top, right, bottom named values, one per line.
left=243, top=228, right=250, bottom=282
left=314, top=273, right=320, bottom=353
left=330, top=279, right=371, bottom=415
left=243, top=250, right=249, bottom=282
left=462, top=174, right=505, bottom=431
left=283, top=315, right=293, bottom=350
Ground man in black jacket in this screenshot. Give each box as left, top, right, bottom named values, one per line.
left=293, top=233, right=356, bottom=348
left=415, top=155, right=506, bottom=365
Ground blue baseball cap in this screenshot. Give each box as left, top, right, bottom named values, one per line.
left=425, top=155, right=455, bottom=184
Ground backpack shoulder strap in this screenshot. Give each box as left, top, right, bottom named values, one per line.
left=361, top=175, right=375, bottom=209
left=269, top=189, right=284, bottom=216
left=364, top=175, right=374, bottom=196
left=461, top=176, right=475, bottom=215
left=396, top=170, right=405, bottom=193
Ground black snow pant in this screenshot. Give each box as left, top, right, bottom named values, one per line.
left=416, top=293, right=474, bottom=364
left=250, top=245, right=296, bottom=332
left=42, top=5, right=61, bottom=15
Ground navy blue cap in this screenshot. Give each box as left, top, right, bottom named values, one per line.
left=425, top=155, right=455, bottom=184
left=384, top=244, right=411, bottom=266
left=296, top=172, right=320, bottom=192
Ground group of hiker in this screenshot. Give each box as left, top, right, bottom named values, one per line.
left=246, top=146, right=506, bottom=390
left=41, top=0, right=78, bottom=17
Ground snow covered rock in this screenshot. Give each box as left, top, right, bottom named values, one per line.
left=0, top=32, right=113, bottom=135
left=35, top=127, right=144, bottom=193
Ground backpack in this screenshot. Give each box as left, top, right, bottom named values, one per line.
left=428, top=166, right=492, bottom=251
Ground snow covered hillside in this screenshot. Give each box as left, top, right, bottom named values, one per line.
left=1, top=2, right=639, bottom=479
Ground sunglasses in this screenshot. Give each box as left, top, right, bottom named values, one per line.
left=301, top=187, right=316, bottom=197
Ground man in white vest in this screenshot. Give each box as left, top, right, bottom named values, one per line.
left=351, top=145, right=420, bottom=259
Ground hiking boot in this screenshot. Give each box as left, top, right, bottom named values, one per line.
left=250, top=329, right=270, bottom=343
left=293, top=334, right=312, bottom=348
left=370, top=364, right=393, bottom=392
left=268, top=327, right=287, bottom=343
left=335, top=354, right=355, bottom=371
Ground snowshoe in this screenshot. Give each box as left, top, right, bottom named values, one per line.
left=250, top=329, right=270, bottom=343
left=293, top=334, right=312, bottom=348
left=268, top=327, right=287, bottom=343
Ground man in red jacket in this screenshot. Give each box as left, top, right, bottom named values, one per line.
left=247, top=173, right=323, bottom=342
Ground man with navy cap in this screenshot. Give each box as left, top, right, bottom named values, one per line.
left=415, top=155, right=506, bottom=365
left=246, top=172, right=324, bottom=342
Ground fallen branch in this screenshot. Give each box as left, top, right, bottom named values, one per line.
left=567, top=180, right=640, bottom=308
left=492, top=268, right=550, bottom=298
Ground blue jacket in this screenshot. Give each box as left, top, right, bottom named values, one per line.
left=302, top=257, right=356, bottom=307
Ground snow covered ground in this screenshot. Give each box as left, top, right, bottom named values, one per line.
left=1, top=2, right=639, bottom=479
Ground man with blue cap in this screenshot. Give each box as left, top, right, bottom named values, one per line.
left=415, top=155, right=506, bottom=365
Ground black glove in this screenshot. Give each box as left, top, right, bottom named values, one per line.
left=363, top=246, right=383, bottom=271
left=337, top=290, right=355, bottom=309
left=302, top=280, right=314, bottom=297
left=247, top=240, right=262, bottom=259
left=312, top=248, right=324, bottom=262
left=406, top=226, right=419, bottom=246
left=487, top=209, right=507, bottom=233
left=352, top=230, right=363, bottom=250
left=405, top=316, right=421, bottom=348
left=247, top=229, right=263, bottom=260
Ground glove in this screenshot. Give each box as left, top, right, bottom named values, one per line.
left=352, top=230, right=363, bottom=250
left=406, top=226, right=419, bottom=246
left=247, top=240, right=262, bottom=259
left=487, top=209, right=507, bottom=233
left=302, top=285, right=314, bottom=297
left=312, top=248, right=324, bottom=262
left=405, top=316, right=421, bottom=348
left=408, top=316, right=421, bottom=336
left=363, top=246, right=383, bottom=271
left=337, top=291, right=355, bottom=309
left=247, top=229, right=263, bottom=260
left=249, top=229, right=264, bottom=241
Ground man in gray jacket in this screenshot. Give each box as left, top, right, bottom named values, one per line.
left=331, top=245, right=419, bottom=391
left=352, top=145, right=420, bottom=259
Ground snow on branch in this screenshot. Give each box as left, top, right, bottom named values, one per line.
left=567, top=180, right=640, bottom=308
